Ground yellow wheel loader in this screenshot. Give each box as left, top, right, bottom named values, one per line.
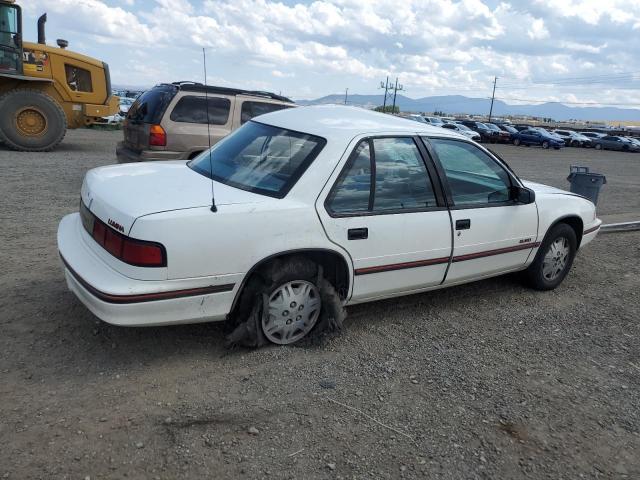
left=0, top=0, right=119, bottom=151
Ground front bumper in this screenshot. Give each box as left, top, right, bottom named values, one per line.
left=581, top=219, right=602, bottom=248
left=57, top=213, right=239, bottom=326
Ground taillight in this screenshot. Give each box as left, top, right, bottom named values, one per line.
left=80, top=201, right=166, bottom=267
left=149, top=124, right=166, bottom=146
left=122, top=240, right=164, bottom=266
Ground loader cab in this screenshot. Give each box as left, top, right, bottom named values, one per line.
left=0, top=1, right=22, bottom=74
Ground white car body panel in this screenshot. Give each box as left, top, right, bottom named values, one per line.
left=57, top=105, right=600, bottom=327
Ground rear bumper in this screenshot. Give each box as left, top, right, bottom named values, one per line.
left=57, top=213, right=239, bottom=326
left=116, top=142, right=187, bottom=163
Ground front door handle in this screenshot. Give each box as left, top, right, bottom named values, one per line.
left=348, top=227, right=368, bottom=240
left=456, top=219, right=471, bottom=230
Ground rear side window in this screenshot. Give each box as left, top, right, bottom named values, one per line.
left=327, top=142, right=372, bottom=214
left=327, top=137, right=437, bottom=215
left=127, top=85, right=176, bottom=124
left=170, top=96, right=231, bottom=125
left=241, top=101, right=290, bottom=124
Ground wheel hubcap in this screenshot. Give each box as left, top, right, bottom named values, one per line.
left=542, top=237, right=570, bottom=281
left=262, top=280, right=321, bottom=344
left=15, top=107, right=48, bottom=137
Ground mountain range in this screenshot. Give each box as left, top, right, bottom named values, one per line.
left=296, top=94, right=640, bottom=122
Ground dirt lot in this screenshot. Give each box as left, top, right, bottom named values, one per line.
left=1, top=130, right=639, bottom=479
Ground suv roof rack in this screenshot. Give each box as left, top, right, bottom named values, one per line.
left=160, top=82, right=293, bottom=103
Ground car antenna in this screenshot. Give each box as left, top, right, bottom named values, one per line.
left=202, top=47, right=217, bottom=213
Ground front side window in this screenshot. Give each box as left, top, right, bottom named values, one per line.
left=241, top=101, right=290, bottom=124
left=327, top=137, right=437, bottom=215
left=428, top=138, right=511, bottom=206
left=65, top=65, right=92, bottom=92
left=170, top=96, right=230, bottom=125
left=189, top=121, right=325, bottom=198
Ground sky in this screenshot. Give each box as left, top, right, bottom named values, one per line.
left=19, top=0, right=640, bottom=107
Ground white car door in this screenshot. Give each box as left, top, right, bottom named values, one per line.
left=317, top=136, right=452, bottom=302
left=422, top=137, right=539, bottom=284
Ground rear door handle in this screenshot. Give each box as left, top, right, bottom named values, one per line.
left=456, top=219, right=471, bottom=230
left=348, top=227, right=368, bottom=240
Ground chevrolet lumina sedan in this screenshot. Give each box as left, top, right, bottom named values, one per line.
left=58, top=106, right=601, bottom=345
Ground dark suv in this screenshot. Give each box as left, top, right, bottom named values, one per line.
left=116, top=82, right=295, bottom=163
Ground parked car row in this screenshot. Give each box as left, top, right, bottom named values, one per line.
left=403, top=114, right=640, bottom=152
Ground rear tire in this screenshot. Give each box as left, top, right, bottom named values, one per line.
left=0, top=89, right=67, bottom=152
left=594, top=143, right=602, bottom=150
left=542, top=140, right=550, bottom=149
left=227, top=257, right=345, bottom=347
left=524, top=223, right=577, bottom=291
left=513, top=138, right=521, bottom=146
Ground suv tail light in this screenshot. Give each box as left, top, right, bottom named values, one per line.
left=149, top=124, right=166, bottom=146
left=80, top=202, right=166, bottom=267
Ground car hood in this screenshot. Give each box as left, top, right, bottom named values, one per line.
left=81, top=161, right=268, bottom=235
left=522, top=181, right=577, bottom=196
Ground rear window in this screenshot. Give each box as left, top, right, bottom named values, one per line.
left=127, top=85, right=176, bottom=124
left=170, top=96, right=231, bottom=125
left=241, top=101, right=290, bottom=124
left=189, top=121, right=326, bottom=198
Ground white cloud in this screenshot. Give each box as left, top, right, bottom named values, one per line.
left=20, top=0, right=640, bottom=106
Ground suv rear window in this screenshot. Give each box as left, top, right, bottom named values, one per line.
left=241, top=101, right=290, bottom=124
left=189, top=121, right=326, bottom=198
left=170, top=96, right=231, bottom=125
left=127, top=85, right=176, bottom=124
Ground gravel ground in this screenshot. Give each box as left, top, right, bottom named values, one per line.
left=1, top=130, right=639, bottom=479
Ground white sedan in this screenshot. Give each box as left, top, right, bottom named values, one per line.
left=57, top=105, right=601, bottom=345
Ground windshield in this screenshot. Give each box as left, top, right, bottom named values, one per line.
left=189, top=121, right=326, bottom=198
left=456, top=124, right=473, bottom=132
left=503, top=125, right=517, bottom=133
left=486, top=124, right=501, bottom=131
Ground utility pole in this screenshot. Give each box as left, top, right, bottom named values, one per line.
left=488, top=76, right=497, bottom=122
left=391, top=77, right=403, bottom=114
left=344, top=88, right=348, bottom=105
left=380, top=76, right=389, bottom=111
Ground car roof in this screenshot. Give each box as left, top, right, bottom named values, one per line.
left=254, top=105, right=463, bottom=142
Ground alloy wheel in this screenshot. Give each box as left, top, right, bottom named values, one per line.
left=542, top=237, right=570, bottom=281
left=262, top=280, right=321, bottom=344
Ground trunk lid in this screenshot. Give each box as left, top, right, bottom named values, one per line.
left=81, top=161, right=268, bottom=235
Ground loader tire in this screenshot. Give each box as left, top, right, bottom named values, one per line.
left=0, top=89, right=67, bottom=152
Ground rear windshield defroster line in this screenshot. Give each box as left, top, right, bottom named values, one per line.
left=188, top=121, right=326, bottom=199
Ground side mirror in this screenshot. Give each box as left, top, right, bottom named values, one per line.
left=512, top=186, right=535, bottom=204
